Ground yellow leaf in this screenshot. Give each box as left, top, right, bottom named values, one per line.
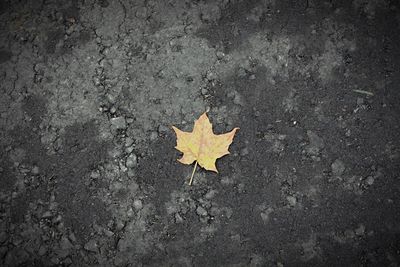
left=172, top=112, right=239, bottom=185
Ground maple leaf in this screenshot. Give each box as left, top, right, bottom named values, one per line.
left=172, top=112, right=239, bottom=185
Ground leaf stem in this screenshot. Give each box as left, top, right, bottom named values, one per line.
left=189, top=161, right=198, bottom=186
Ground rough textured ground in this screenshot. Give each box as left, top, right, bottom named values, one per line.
left=1, top=0, right=400, bottom=266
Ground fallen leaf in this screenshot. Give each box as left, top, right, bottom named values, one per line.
left=172, top=112, right=239, bottom=185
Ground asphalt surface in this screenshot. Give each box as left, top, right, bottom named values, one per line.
left=0, top=0, right=400, bottom=266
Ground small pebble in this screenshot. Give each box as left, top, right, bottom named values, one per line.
left=42, top=211, right=52, bottom=218
left=206, top=71, right=216, bottom=81
left=127, top=170, right=135, bottom=177
left=205, top=190, right=217, bottom=199
left=104, top=229, right=114, bottom=237
left=196, top=206, right=208, bottom=217
left=38, top=246, right=47, bottom=256
left=90, top=171, right=100, bottom=179
left=126, top=154, right=138, bottom=168
left=216, top=51, right=225, bottom=59
left=84, top=239, right=98, bottom=253
left=240, top=147, right=249, bottom=157
left=125, top=137, right=134, bottom=147
left=286, top=196, right=297, bottom=206
left=133, top=199, right=143, bottom=210
left=125, top=146, right=134, bottom=154
left=331, top=159, right=345, bottom=176
left=106, top=94, right=116, bottom=104
left=158, top=125, right=169, bottom=134
left=59, top=236, right=73, bottom=250
left=355, top=224, right=365, bottom=236
left=344, top=229, right=355, bottom=239
left=175, top=213, right=184, bottom=223
left=115, top=220, right=125, bottom=231
left=233, top=92, right=244, bottom=106
left=31, top=166, right=40, bottom=175
left=149, top=131, right=158, bottom=140
left=110, top=117, right=126, bottom=130
left=69, top=233, right=77, bottom=242
left=365, top=176, right=374, bottom=185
